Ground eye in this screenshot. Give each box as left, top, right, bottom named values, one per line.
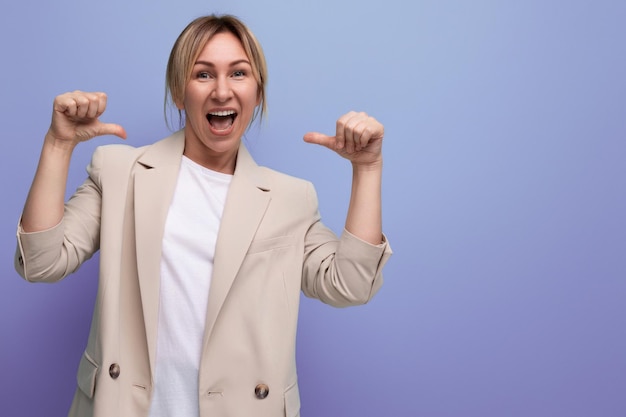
left=197, top=71, right=212, bottom=80
left=232, top=69, right=247, bottom=78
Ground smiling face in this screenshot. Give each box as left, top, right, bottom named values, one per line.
left=179, top=31, right=260, bottom=173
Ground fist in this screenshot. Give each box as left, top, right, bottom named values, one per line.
left=49, top=91, right=126, bottom=145
left=304, top=111, right=384, bottom=166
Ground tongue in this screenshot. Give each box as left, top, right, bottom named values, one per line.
left=210, top=115, right=234, bottom=131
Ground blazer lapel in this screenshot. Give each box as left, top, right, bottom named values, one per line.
left=133, top=130, right=185, bottom=376
left=202, top=144, right=271, bottom=348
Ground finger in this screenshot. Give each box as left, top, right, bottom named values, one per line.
left=340, top=111, right=363, bottom=154
left=74, top=94, right=91, bottom=119
left=335, top=111, right=356, bottom=150
left=303, top=132, right=335, bottom=149
left=54, top=93, right=79, bottom=117
left=352, top=119, right=372, bottom=150
left=349, top=116, right=367, bottom=152
left=96, top=122, right=127, bottom=140
left=86, top=92, right=107, bottom=119
left=76, top=92, right=105, bottom=119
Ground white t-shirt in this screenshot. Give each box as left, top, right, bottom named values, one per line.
left=148, top=156, right=232, bottom=417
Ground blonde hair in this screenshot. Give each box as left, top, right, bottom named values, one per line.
left=165, top=15, right=268, bottom=129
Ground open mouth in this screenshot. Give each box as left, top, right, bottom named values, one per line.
left=207, top=110, right=237, bottom=131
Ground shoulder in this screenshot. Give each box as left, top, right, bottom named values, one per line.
left=92, top=142, right=147, bottom=163
left=89, top=131, right=183, bottom=173
left=87, top=143, right=148, bottom=182
left=258, top=166, right=317, bottom=198
left=236, top=144, right=313, bottom=193
left=258, top=166, right=311, bottom=189
left=256, top=166, right=320, bottom=209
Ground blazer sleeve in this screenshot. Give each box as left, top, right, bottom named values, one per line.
left=300, top=181, right=392, bottom=307
left=14, top=148, right=105, bottom=282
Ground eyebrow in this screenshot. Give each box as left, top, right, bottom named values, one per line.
left=194, top=59, right=251, bottom=67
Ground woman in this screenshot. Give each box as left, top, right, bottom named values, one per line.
left=15, top=14, right=391, bottom=417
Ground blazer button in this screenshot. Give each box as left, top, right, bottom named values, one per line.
left=254, top=384, right=269, bottom=399
left=18, top=256, right=24, bottom=266
left=109, top=363, right=120, bottom=379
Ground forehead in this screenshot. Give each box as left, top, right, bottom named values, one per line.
left=195, top=31, right=249, bottom=64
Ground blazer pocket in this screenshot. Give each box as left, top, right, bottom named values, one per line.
left=284, top=382, right=301, bottom=417
left=76, top=351, right=99, bottom=399
left=247, top=235, right=296, bottom=255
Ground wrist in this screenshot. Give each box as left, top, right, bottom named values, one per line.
left=351, top=158, right=383, bottom=174
left=43, top=131, right=78, bottom=154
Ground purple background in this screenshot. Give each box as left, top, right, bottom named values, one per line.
left=1, top=1, right=625, bottom=416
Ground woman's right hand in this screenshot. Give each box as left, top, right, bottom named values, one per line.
left=21, top=91, right=126, bottom=232
left=48, top=91, right=127, bottom=148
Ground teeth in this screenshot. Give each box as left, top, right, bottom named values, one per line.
left=209, top=110, right=236, bottom=116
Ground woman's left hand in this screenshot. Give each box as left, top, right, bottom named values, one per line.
left=304, top=111, right=384, bottom=168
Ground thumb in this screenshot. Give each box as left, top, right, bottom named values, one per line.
left=303, top=132, right=335, bottom=148
left=96, top=122, right=127, bottom=140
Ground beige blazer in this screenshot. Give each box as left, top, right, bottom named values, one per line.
left=15, top=130, right=391, bottom=417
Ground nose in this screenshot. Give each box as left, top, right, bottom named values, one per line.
left=211, top=76, right=232, bottom=102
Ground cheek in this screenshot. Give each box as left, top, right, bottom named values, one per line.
left=182, top=89, right=202, bottom=112
left=176, top=82, right=195, bottom=110
left=245, top=87, right=261, bottom=110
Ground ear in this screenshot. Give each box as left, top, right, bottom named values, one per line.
left=175, top=98, right=185, bottom=110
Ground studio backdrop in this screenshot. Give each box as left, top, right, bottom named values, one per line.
left=1, top=1, right=625, bottom=416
